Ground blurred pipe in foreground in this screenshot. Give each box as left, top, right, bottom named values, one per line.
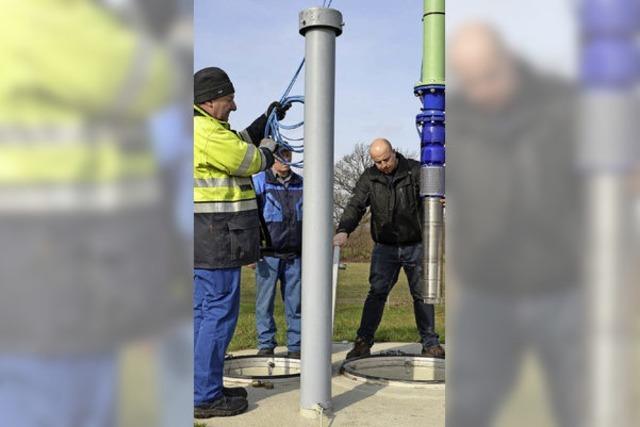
left=579, top=0, right=640, bottom=425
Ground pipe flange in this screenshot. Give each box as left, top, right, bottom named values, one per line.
left=299, top=7, right=343, bottom=36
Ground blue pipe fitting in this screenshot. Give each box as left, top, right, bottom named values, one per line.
left=577, top=0, right=640, bottom=172
left=580, top=0, right=640, bottom=88
left=581, top=37, right=639, bottom=87
left=421, top=144, right=445, bottom=165
left=415, top=84, right=445, bottom=110
left=415, top=84, right=446, bottom=166
left=580, top=0, right=639, bottom=35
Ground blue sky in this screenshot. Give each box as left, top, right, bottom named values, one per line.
left=194, top=0, right=576, bottom=160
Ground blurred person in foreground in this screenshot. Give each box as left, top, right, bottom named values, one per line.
left=0, top=1, right=178, bottom=427
left=251, top=148, right=303, bottom=359
left=192, top=67, right=288, bottom=418
left=446, top=23, right=585, bottom=427
left=333, top=138, right=445, bottom=360
left=146, top=2, right=194, bottom=426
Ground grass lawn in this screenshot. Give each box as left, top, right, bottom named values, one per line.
left=229, top=262, right=445, bottom=352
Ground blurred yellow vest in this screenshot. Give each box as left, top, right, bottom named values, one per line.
left=0, top=0, right=171, bottom=213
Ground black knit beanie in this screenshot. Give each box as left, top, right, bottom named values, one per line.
left=194, top=67, right=235, bottom=104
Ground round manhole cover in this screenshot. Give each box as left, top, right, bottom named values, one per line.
left=223, top=355, right=301, bottom=384
left=340, top=354, right=445, bottom=387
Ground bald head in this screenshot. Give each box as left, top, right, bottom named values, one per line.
left=450, top=22, right=518, bottom=110
left=369, top=138, right=398, bottom=175
left=451, top=23, right=507, bottom=71
left=370, top=138, right=393, bottom=156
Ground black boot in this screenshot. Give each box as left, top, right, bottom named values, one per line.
left=345, top=337, right=372, bottom=360
left=422, top=344, right=445, bottom=359
left=194, top=395, right=248, bottom=418
left=223, top=386, right=248, bottom=398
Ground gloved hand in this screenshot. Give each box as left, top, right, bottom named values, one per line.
left=259, top=138, right=278, bottom=153
left=266, top=101, right=291, bottom=120
left=333, top=232, right=349, bottom=247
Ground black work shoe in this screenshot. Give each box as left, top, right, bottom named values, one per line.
left=345, top=337, right=371, bottom=360
left=287, top=351, right=300, bottom=359
left=256, top=348, right=274, bottom=356
left=422, top=344, right=446, bottom=359
left=194, top=395, right=248, bottom=418
left=223, top=386, right=248, bottom=398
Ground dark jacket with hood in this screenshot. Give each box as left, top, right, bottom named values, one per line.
left=337, top=153, right=422, bottom=246
left=447, top=63, right=582, bottom=294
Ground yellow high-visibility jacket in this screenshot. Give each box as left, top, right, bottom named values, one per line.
left=193, top=106, right=273, bottom=268
left=0, top=0, right=170, bottom=211
left=0, top=0, right=174, bottom=353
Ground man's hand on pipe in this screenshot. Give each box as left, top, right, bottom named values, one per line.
left=333, top=232, right=348, bottom=247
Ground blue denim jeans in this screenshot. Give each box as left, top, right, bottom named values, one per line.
left=255, top=256, right=301, bottom=352
left=193, top=268, right=241, bottom=405
left=357, top=242, right=440, bottom=348
left=0, top=354, right=116, bottom=427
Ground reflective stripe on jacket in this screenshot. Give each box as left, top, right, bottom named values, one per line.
left=193, top=106, right=268, bottom=213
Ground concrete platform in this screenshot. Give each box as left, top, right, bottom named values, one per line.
left=200, top=342, right=444, bottom=427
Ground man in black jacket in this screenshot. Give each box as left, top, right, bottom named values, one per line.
left=333, top=138, right=445, bottom=359
left=445, top=23, right=584, bottom=427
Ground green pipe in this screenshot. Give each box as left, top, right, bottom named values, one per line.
left=418, top=0, right=445, bottom=86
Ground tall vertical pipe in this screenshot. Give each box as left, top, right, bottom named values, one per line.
left=415, top=0, right=445, bottom=304
left=298, top=7, right=343, bottom=416
left=420, top=0, right=446, bottom=85
left=579, top=1, right=638, bottom=425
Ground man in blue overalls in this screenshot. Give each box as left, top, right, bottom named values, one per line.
left=193, top=67, right=287, bottom=418
left=252, top=149, right=303, bottom=359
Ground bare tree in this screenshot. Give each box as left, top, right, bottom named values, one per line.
left=398, top=147, right=420, bottom=161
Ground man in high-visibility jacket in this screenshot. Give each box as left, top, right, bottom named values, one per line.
left=193, top=67, right=287, bottom=418
left=0, top=2, right=175, bottom=426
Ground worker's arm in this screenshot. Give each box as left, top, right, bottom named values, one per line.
left=336, top=171, right=371, bottom=235
left=238, top=102, right=290, bottom=146
left=238, top=114, right=268, bottom=146
left=194, top=119, right=275, bottom=177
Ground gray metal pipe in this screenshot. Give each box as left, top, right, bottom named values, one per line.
left=422, top=196, right=445, bottom=304
left=332, top=246, right=340, bottom=334
left=580, top=92, right=638, bottom=427
left=298, top=7, right=343, bottom=416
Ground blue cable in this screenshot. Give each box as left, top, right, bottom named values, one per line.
left=265, top=0, right=335, bottom=168
left=265, top=59, right=305, bottom=168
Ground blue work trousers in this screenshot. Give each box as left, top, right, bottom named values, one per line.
left=193, top=268, right=240, bottom=405
left=255, top=256, right=301, bottom=352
